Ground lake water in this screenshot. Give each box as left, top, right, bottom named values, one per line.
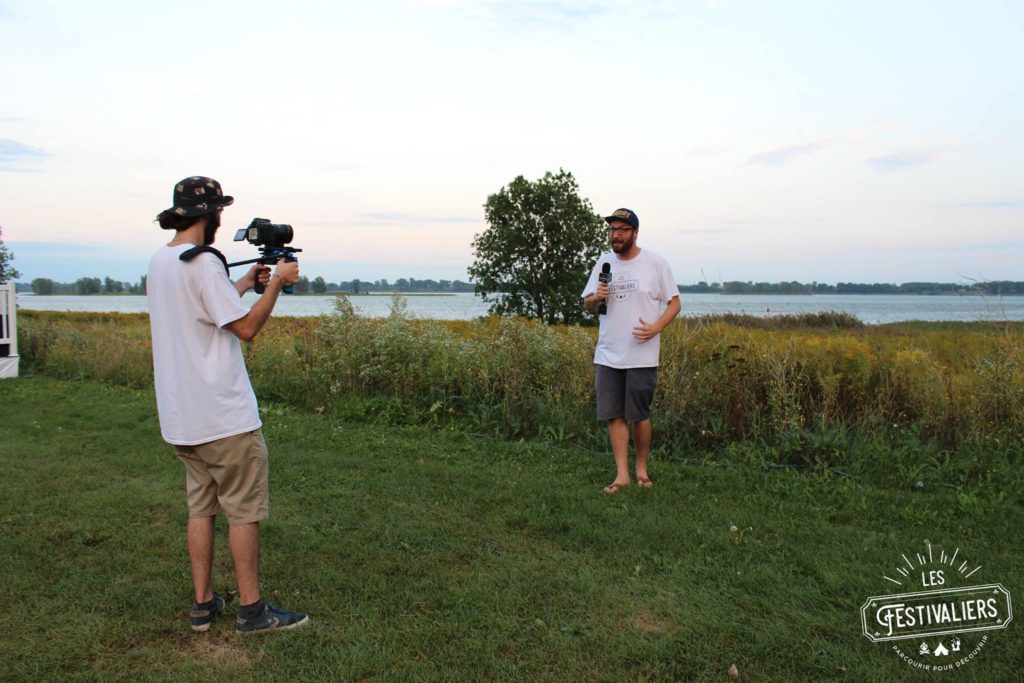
left=15, top=291, right=1024, bottom=324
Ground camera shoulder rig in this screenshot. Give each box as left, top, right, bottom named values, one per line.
left=179, top=245, right=230, bottom=275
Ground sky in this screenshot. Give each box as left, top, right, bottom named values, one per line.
left=1, top=0, right=1022, bottom=286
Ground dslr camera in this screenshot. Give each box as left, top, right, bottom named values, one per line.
left=230, top=218, right=303, bottom=294
left=234, top=218, right=294, bottom=250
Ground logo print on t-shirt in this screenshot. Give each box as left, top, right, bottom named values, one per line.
left=609, top=276, right=638, bottom=302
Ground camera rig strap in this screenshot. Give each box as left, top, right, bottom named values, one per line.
left=179, top=245, right=229, bottom=275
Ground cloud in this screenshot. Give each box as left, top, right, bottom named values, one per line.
left=842, top=121, right=903, bottom=145
left=749, top=138, right=832, bottom=166
left=493, top=0, right=609, bottom=23
left=941, top=199, right=1024, bottom=210
left=320, top=163, right=362, bottom=171
left=690, top=144, right=730, bottom=155
left=866, top=147, right=941, bottom=173
left=847, top=238, right=1024, bottom=254
left=0, top=138, right=48, bottom=172
left=304, top=212, right=480, bottom=228
left=359, top=212, right=479, bottom=223
left=675, top=227, right=738, bottom=234
left=418, top=0, right=608, bottom=28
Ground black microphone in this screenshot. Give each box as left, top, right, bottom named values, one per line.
left=598, top=262, right=611, bottom=315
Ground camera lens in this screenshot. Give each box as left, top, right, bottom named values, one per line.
left=273, top=224, right=293, bottom=245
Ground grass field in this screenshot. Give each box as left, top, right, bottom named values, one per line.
left=1, top=378, right=1021, bottom=681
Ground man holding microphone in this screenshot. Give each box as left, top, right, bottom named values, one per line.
left=582, top=208, right=680, bottom=493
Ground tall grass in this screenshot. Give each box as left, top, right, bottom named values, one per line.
left=16, top=305, right=1024, bottom=491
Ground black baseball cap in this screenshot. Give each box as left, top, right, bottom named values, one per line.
left=604, top=208, right=639, bottom=230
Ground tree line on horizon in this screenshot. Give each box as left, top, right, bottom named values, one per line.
left=6, top=208, right=1023, bottom=309
left=683, top=280, right=1024, bottom=295
left=20, top=275, right=477, bottom=296
left=16, top=276, right=1024, bottom=297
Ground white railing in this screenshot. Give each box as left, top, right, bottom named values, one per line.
left=0, top=282, right=18, bottom=378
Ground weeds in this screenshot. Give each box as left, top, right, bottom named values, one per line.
left=15, top=308, right=1024, bottom=495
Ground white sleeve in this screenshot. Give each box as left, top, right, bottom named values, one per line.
left=581, top=259, right=603, bottom=298
left=659, top=257, right=678, bottom=302
left=195, top=254, right=249, bottom=328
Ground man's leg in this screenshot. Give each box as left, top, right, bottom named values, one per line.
left=607, top=417, right=632, bottom=488
left=597, top=365, right=630, bottom=492
left=624, top=367, right=658, bottom=486
left=229, top=522, right=261, bottom=606
left=187, top=516, right=216, bottom=604
left=632, top=418, right=652, bottom=483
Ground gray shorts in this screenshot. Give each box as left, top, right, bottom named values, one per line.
left=595, top=364, right=658, bottom=422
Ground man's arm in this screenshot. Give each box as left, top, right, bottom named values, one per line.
left=225, top=260, right=299, bottom=342
left=632, top=295, right=680, bottom=343
left=234, top=264, right=270, bottom=297
left=583, top=281, right=609, bottom=312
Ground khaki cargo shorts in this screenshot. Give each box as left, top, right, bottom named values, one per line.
left=173, top=429, right=269, bottom=525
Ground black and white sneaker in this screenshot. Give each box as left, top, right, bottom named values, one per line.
left=190, top=594, right=226, bottom=632
left=235, top=602, right=310, bottom=634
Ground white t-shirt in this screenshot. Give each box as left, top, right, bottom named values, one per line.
left=147, top=245, right=260, bottom=445
left=581, top=248, right=679, bottom=369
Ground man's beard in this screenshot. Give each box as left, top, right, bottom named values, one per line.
left=612, top=234, right=634, bottom=254
left=202, top=212, right=221, bottom=245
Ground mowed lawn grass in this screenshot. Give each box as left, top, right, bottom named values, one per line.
left=0, top=378, right=1021, bottom=682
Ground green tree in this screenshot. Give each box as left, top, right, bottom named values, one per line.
left=352, top=278, right=361, bottom=295
left=312, top=276, right=327, bottom=294
left=293, top=275, right=310, bottom=294
left=32, top=278, right=55, bottom=295
left=468, top=169, right=605, bottom=325
left=131, top=275, right=147, bottom=295
left=103, top=276, right=124, bottom=294
left=76, top=277, right=102, bottom=294
left=0, top=226, right=20, bottom=282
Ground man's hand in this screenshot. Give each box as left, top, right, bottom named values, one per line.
left=226, top=259, right=299, bottom=342
left=632, top=317, right=661, bottom=343
left=585, top=281, right=609, bottom=311
left=235, top=264, right=271, bottom=296
left=632, top=297, right=681, bottom=343
left=274, top=258, right=300, bottom=286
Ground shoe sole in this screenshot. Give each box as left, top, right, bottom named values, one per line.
left=190, top=598, right=225, bottom=632
left=237, top=615, right=310, bottom=635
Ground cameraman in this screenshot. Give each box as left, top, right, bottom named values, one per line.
left=148, top=176, right=309, bottom=634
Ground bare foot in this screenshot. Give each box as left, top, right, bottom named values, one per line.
left=603, top=481, right=631, bottom=494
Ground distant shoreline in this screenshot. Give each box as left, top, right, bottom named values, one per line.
left=16, top=290, right=1024, bottom=296
left=16, top=291, right=1024, bottom=298
left=679, top=291, right=1024, bottom=297
left=16, top=291, right=461, bottom=297
left=332, top=292, right=457, bottom=297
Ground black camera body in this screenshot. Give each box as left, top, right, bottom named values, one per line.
left=234, top=218, right=294, bottom=250
left=229, top=218, right=303, bottom=294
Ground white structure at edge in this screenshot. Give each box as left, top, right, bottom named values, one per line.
left=0, top=282, right=18, bottom=378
